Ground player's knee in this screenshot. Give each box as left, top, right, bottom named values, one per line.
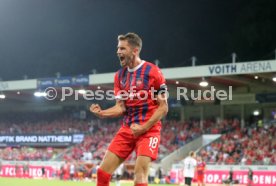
left=134, top=167, right=148, bottom=183
left=134, top=172, right=147, bottom=183
left=134, top=156, right=151, bottom=183
left=135, top=164, right=148, bottom=175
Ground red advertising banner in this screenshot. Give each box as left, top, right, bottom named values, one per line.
left=171, top=169, right=276, bottom=186
left=0, top=165, right=54, bottom=178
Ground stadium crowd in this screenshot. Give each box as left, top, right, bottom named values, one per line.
left=199, top=124, right=276, bottom=165
left=0, top=146, right=61, bottom=161
left=1, top=111, right=275, bottom=165
left=0, top=112, right=89, bottom=134
left=63, top=120, right=203, bottom=162
left=0, top=112, right=206, bottom=161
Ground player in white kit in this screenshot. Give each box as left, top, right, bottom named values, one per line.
left=114, top=163, right=124, bottom=186
left=183, top=151, right=197, bottom=186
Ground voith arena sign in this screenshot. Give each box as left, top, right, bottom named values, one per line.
left=208, top=61, right=273, bottom=75
left=161, top=60, right=276, bottom=79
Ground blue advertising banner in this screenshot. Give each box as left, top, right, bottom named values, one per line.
left=72, top=75, right=89, bottom=86
left=0, top=134, right=84, bottom=146
left=256, top=93, right=276, bottom=103
left=55, top=76, right=72, bottom=87
left=37, top=78, right=55, bottom=88
left=38, top=75, right=89, bottom=88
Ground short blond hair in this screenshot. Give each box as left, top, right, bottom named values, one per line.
left=189, top=151, right=195, bottom=157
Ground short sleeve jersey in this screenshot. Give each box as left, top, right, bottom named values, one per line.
left=197, top=161, right=206, bottom=176
left=114, top=61, right=166, bottom=127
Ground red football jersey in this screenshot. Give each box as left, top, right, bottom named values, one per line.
left=197, top=161, right=206, bottom=176
left=114, top=61, right=166, bottom=127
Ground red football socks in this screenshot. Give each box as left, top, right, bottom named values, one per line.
left=97, top=168, right=111, bottom=186
left=134, top=184, right=148, bottom=186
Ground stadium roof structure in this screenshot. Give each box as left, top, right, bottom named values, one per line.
left=0, top=59, right=276, bottom=105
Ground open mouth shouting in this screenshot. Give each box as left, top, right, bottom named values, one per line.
left=119, top=55, right=125, bottom=62
left=118, top=55, right=127, bottom=67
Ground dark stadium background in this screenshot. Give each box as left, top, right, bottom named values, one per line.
left=0, top=0, right=275, bottom=80
left=0, top=1, right=276, bottom=185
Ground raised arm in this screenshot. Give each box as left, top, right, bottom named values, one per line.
left=90, top=99, right=126, bottom=119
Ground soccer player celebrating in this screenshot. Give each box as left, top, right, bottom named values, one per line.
left=196, top=156, right=206, bottom=186
left=90, top=32, right=168, bottom=186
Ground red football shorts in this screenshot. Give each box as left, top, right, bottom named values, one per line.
left=108, top=125, right=161, bottom=161
left=197, top=175, right=204, bottom=182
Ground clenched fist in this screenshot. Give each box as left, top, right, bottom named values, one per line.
left=130, top=123, right=147, bottom=137
left=90, top=104, right=104, bottom=118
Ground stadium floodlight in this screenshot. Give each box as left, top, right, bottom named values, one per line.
left=77, top=89, right=86, bottom=94
left=34, top=91, right=47, bottom=97
left=199, top=77, right=208, bottom=87
left=253, top=110, right=260, bottom=116
left=272, top=76, right=276, bottom=82
left=0, top=93, right=5, bottom=99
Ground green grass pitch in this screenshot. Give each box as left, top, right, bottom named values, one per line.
left=0, top=178, right=174, bottom=186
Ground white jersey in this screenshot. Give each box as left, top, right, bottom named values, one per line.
left=183, top=156, right=197, bottom=178
left=70, top=164, right=75, bottom=174
left=115, top=163, right=124, bottom=176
